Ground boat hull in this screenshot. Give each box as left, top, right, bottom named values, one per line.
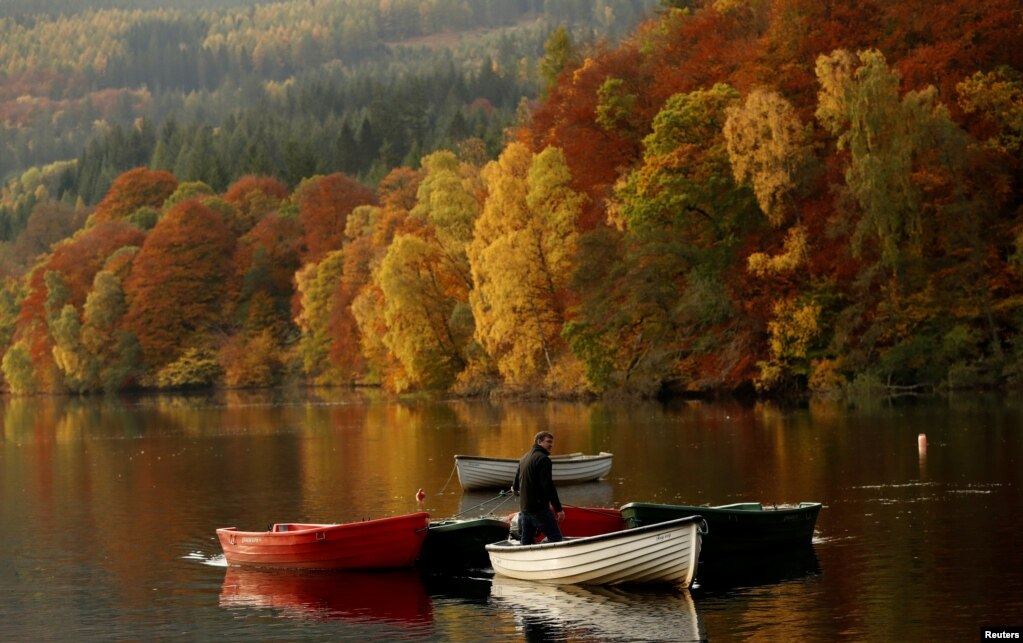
left=216, top=512, right=431, bottom=570
left=454, top=452, right=613, bottom=490
left=419, top=517, right=510, bottom=567
left=486, top=515, right=703, bottom=587
left=620, top=502, right=821, bottom=557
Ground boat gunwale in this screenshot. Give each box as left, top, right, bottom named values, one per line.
left=217, top=512, right=431, bottom=539
left=620, top=501, right=821, bottom=516
left=427, top=517, right=510, bottom=532
left=455, top=452, right=612, bottom=464
left=486, top=514, right=703, bottom=553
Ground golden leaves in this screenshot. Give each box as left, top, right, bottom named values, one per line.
left=957, top=68, right=1023, bottom=152
left=468, top=143, right=584, bottom=390
left=724, top=89, right=808, bottom=227
left=747, top=225, right=808, bottom=276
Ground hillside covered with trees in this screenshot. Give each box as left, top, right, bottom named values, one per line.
left=1, top=0, right=655, bottom=246
left=1, top=0, right=1022, bottom=400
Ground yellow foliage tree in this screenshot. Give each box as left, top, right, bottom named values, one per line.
left=746, top=225, right=808, bottom=277
left=411, top=150, right=481, bottom=284
left=756, top=298, right=822, bottom=392
left=815, top=49, right=949, bottom=270
left=354, top=153, right=483, bottom=391
left=725, top=89, right=812, bottom=279
left=468, top=143, right=586, bottom=391
left=378, top=234, right=470, bottom=391
left=724, top=88, right=809, bottom=227
left=294, top=250, right=345, bottom=382
left=957, top=67, right=1023, bottom=153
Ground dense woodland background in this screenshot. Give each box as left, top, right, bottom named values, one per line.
left=1, top=0, right=1021, bottom=399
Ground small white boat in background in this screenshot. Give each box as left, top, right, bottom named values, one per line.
left=454, top=452, right=613, bottom=490
left=486, top=515, right=704, bottom=587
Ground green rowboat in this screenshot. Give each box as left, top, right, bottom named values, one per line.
left=620, top=501, right=821, bottom=558
left=419, top=517, right=510, bottom=567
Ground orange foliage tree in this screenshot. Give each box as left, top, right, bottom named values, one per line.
left=294, top=173, right=377, bottom=264
left=526, top=47, right=647, bottom=231
left=298, top=196, right=422, bottom=386
left=222, top=175, right=291, bottom=235
left=231, top=212, right=303, bottom=337
left=880, top=0, right=1023, bottom=103
left=8, top=221, right=145, bottom=392
left=91, top=167, right=178, bottom=225
left=753, top=0, right=885, bottom=112
left=123, top=199, right=236, bottom=372
left=377, top=166, right=423, bottom=213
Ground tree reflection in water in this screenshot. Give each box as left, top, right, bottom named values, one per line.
left=490, top=576, right=703, bottom=642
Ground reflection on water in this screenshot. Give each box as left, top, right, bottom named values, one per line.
left=420, top=569, right=495, bottom=603
left=490, top=576, right=702, bottom=642
left=695, top=545, right=821, bottom=591
left=455, top=490, right=520, bottom=519
left=220, top=566, right=432, bottom=624
left=1, top=391, right=1021, bottom=640
left=457, top=481, right=615, bottom=519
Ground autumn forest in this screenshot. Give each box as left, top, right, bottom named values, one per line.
left=1, top=0, right=1022, bottom=399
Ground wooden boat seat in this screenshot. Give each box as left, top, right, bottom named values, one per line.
left=713, top=503, right=763, bottom=511
left=271, top=523, right=332, bottom=532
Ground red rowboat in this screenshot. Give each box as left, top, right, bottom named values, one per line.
left=216, top=512, right=431, bottom=570
left=508, top=506, right=625, bottom=540
left=559, top=506, right=625, bottom=537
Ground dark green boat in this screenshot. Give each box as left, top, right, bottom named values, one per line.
left=419, top=517, right=510, bottom=568
left=619, top=501, right=821, bottom=558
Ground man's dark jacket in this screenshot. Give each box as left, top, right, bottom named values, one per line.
left=513, top=444, right=562, bottom=514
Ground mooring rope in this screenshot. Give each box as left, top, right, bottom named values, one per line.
left=450, top=491, right=509, bottom=519
left=484, top=491, right=516, bottom=517
left=437, top=462, right=457, bottom=495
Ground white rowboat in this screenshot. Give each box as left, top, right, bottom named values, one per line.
left=485, top=515, right=703, bottom=587
left=454, top=452, right=613, bottom=491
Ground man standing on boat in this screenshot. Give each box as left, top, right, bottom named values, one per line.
left=512, top=431, right=565, bottom=544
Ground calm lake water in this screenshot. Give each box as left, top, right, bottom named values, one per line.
left=1, top=390, right=1020, bottom=641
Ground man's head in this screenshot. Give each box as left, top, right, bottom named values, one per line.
left=534, top=431, right=554, bottom=449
